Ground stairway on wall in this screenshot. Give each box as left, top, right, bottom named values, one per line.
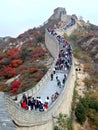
left=55, top=23, right=77, bottom=37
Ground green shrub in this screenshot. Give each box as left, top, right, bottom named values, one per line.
left=54, top=113, right=67, bottom=130
left=70, top=34, right=77, bottom=41
left=75, top=102, right=86, bottom=124
left=73, top=49, right=82, bottom=58
left=87, top=109, right=98, bottom=127
left=36, top=35, right=44, bottom=43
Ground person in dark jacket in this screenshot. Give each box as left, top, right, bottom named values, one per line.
left=39, top=103, right=44, bottom=112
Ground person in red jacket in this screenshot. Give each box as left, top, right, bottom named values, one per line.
left=21, top=101, right=28, bottom=110
left=44, top=102, right=48, bottom=111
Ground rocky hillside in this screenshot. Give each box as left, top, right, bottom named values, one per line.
left=0, top=28, right=54, bottom=95
left=0, top=7, right=72, bottom=95
left=64, top=19, right=98, bottom=130
left=0, top=7, right=97, bottom=96
left=67, top=19, right=98, bottom=66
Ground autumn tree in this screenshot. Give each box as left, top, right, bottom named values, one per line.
left=11, top=59, right=23, bottom=67
left=2, top=66, right=17, bottom=78
left=7, top=48, right=20, bottom=59
left=11, top=80, right=21, bottom=94
left=29, top=68, right=38, bottom=73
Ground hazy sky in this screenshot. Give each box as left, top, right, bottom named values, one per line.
left=0, top=0, right=98, bottom=37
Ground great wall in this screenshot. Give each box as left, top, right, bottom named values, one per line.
left=0, top=7, right=77, bottom=130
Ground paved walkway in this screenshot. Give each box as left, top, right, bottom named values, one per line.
left=30, top=34, right=71, bottom=108
left=19, top=28, right=72, bottom=110
left=37, top=72, right=67, bottom=106
left=28, top=30, right=71, bottom=108
left=0, top=92, right=16, bottom=130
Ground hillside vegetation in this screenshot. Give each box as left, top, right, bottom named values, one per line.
left=0, top=28, right=53, bottom=95
left=64, top=21, right=98, bottom=130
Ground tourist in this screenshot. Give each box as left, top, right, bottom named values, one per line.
left=21, top=100, right=28, bottom=110
left=44, top=102, right=48, bottom=111
left=53, top=68, right=56, bottom=74
left=39, top=103, right=44, bottom=112
left=57, top=79, right=61, bottom=88
left=50, top=73, right=53, bottom=81
left=45, top=96, right=50, bottom=104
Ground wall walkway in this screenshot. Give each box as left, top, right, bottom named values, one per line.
left=4, top=19, right=77, bottom=130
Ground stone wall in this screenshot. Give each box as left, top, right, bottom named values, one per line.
left=64, top=23, right=77, bottom=36
left=55, top=23, right=77, bottom=36
left=5, top=26, right=76, bottom=130
left=6, top=62, right=75, bottom=127
left=11, top=59, right=57, bottom=103
left=45, top=29, right=59, bottom=59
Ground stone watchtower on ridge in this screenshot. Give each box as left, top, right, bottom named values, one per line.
left=49, top=7, right=71, bottom=23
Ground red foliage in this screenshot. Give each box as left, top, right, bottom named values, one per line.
left=11, top=59, right=23, bottom=67
left=11, top=80, right=21, bottom=94
left=2, top=66, right=17, bottom=78
left=7, top=48, right=20, bottom=58
left=29, top=68, right=38, bottom=73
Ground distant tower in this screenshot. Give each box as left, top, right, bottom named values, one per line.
left=49, top=7, right=66, bottom=21
left=49, top=7, right=71, bottom=23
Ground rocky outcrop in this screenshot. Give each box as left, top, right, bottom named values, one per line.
left=81, top=37, right=98, bottom=63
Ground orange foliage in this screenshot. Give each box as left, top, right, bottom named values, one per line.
left=11, top=59, right=22, bottom=67
left=7, top=48, right=20, bottom=58
left=29, top=68, right=38, bottom=73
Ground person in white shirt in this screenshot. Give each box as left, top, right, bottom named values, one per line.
left=45, top=96, right=50, bottom=104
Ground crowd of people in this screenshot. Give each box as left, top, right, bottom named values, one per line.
left=63, top=17, right=75, bottom=30
left=49, top=21, right=73, bottom=89
left=20, top=94, right=49, bottom=111
left=20, top=17, right=74, bottom=112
